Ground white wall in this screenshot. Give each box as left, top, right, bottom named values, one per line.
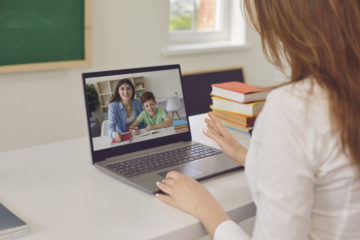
left=0, top=0, right=279, bottom=152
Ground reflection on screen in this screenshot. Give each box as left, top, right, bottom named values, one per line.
left=84, top=68, right=189, bottom=151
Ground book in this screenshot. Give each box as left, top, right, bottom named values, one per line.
left=172, top=119, right=188, bottom=127
left=174, top=125, right=188, bottom=130
left=215, top=114, right=253, bottom=128
left=217, top=117, right=253, bottom=134
left=211, top=96, right=264, bottom=116
left=172, top=119, right=188, bottom=133
left=211, top=81, right=269, bottom=103
left=210, top=106, right=257, bottom=127
left=224, top=125, right=252, bottom=136
left=0, top=203, right=28, bottom=240
left=174, top=126, right=189, bottom=133
left=111, top=132, right=132, bottom=143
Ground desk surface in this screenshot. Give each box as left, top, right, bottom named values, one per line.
left=92, top=126, right=176, bottom=151
left=0, top=114, right=255, bottom=240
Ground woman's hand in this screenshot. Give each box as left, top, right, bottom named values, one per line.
left=146, top=125, right=153, bottom=131
left=156, top=171, right=230, bottom=237
left=114, top=132, right=122, bottom=142
left=203, top=112, right=247, bottom=166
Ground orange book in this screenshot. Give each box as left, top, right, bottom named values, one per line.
left=217, top=118, right=253, bottom=133
left=210, top=105, right=257, bottom=127
left=212, top=112, right=255, bottom=127
left=211, top=81, right=269, bottom=103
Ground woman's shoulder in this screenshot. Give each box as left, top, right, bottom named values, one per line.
left=267, top=79, right=327, bottom=111
left=109, top=101, right=120, bottom=108
left=264, top=78, right=331, bottom=134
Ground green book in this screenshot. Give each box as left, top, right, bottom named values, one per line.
left=0, top=203, right=28, bottom=240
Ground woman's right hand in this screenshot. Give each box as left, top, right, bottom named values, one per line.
left=203, top=112, right=247, bottom=166
left=114, top=132, right=122, bottom=142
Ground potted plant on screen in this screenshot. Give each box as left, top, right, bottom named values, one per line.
left=86, top=84, right=100, bottom=118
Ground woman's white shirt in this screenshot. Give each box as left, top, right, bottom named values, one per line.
left=214, top=80, right=360, bottom=240
left=125, top=111, right=135, bottom=131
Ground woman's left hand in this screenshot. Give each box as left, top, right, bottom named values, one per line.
left=146, top=125, right=153, bottom=131
left=156, top=171, right=230, bottom=237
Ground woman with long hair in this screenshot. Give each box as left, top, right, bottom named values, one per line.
left=107, top=78, right=143, bottom=142
left=156, top=1, right=360, bottom=239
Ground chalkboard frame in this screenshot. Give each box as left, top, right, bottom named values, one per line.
left=0, top=0, right=91, bottom=74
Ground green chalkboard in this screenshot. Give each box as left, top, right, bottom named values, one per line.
left=0, top=0, right=90, bottom=73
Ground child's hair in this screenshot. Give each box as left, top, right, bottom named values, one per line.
left=141, top=91, right=156, bottom=104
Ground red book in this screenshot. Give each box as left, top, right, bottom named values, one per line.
left=211, top=81, right=269, bottom=103
left=111, top=132, right=132, bottom=143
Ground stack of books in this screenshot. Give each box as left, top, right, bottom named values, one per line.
left=210, top=81, right=269, bottom=135
left=173, top=119, right=189, bottom=133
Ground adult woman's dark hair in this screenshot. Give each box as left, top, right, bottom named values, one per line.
left=109, top=78, right=135, bottom=103
left=243, top=0, right=360, bottom=170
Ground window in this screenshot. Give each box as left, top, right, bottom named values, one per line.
left=164, top=0, right=248, bottom=56
left=169, top=0, right=229, bottom=43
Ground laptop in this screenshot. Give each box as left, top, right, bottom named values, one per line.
left=82, top=64, right=242, bottom=194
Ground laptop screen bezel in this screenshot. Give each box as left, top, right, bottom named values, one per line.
left=82, top=64, right=192, bottom=164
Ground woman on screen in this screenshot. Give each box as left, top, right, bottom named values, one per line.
left=156, top=0, right=360, bottom=239
left=107, top=79, right=143, bottom=142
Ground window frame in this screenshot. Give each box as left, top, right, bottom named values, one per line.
left=169, top=0, right=230, bottom=44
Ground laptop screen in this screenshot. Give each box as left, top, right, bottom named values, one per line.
left=83, top=65, right=191, bottom=163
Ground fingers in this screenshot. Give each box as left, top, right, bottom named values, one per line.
left=162, top=178, right=176, bottom=186
left=156, top=193, right=176, bottom=207
left=156, top=181, right=173, bottom=195
left=205, top=118, right=217, bottom=131
left=156, top=171, right=181, bottom=194
left=166, top=170, right=181, bottom=179
left=156, top=171, right=185, bottom=195
left=205, top=118, right=222, bottom=136
left=114, top=132, right=121, bottom=142
left=207, top=113, right=232, bottom=139
left=203, top=128, right=222, bottom=144
left=205, top=113, right=225, bottom=136
left=208, top=112, right=227, bottom=132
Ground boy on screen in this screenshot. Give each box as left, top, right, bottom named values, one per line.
left=129, top=91, right=172, bottom=134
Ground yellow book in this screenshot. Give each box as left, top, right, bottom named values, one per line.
left=210, top=107, right=257, bottom=127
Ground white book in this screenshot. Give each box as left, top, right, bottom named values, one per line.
left=0, top=203, right=28, bottom=240
left=211, top=96, right=264, bottom=116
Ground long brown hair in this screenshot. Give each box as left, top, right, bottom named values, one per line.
left=109, top=78, right=135, bottom=103
left=243, top=0, right=360, bottom=170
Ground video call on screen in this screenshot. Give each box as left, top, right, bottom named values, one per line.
left=85, top=69, right=189, bottom=151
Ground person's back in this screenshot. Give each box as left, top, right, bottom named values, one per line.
left=246, top=79, right=360, bottom=239
left=296, top=83, right=360, bottom=239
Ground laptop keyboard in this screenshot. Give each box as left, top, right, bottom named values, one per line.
left=107, top=143, right=222, bottom=178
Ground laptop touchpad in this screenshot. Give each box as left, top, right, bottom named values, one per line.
left=158, top=165, right=204, bottom=179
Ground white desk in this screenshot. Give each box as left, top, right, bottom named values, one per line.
left=92, top=127, right=176, bottom=151
left=0, top=114, right=255, bottom=240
